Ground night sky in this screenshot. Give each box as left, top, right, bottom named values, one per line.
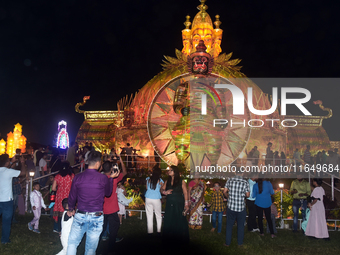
left=0, top=0, right=339, bottom=146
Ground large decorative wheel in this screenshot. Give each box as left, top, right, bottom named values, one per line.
left=147, top=73, right=251, bottom=172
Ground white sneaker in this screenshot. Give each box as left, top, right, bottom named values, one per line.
left=252, top=228, right=260, bottom=232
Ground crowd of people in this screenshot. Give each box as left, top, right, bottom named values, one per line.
left=263, top=143, right=340, bottom=170
left=0, top=141, right=338, bottom=254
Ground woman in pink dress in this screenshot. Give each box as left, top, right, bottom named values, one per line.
left=305, top=178, right=329, bottom=239
left=52, top=162, right=74, bottom=233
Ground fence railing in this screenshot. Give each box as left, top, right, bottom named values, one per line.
left=124, top=209, right=339, bottom=231
left=25, top=162, right=82, bottom=212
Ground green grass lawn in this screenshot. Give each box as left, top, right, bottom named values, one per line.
left=1, top=213, right=339, bottom=255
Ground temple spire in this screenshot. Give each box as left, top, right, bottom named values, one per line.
left=197, top=0, right=208, bottom=21
left=184, top=15, right=191, bottom=29
left=214, top=15, right=221, bottom=29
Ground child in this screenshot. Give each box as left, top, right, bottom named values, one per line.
left=266, top=197, right=278, bottom=234
left=210, top=182, right=226, bottom=233
left=56, top=198, right=74, bottom=255
left=43, top=175, right=55, bottom=218
left=117, top=181, right=133, bottom=224
left=28, top=182, right=48, bottom=234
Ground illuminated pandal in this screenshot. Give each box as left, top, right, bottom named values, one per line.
left=75, top=0, right=335, bottom=164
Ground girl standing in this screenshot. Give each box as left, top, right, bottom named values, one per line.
left=145, top=167, right=164, bottom=235
left=252, top=178, right=276, bottom=238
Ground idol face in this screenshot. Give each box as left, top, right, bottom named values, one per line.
left=213, top=33, right=222, bottom=57
left=192, top=28, right=213, bottom=53
left=182, top=30, right=192, bottom=55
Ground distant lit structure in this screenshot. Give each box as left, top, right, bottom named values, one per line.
left=0, top=139, right=6, bottom=154
left=56, top=120, right=69, bottom=149
left=6, top=123, right=26, bottom=157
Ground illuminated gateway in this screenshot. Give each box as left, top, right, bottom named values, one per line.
left=75, top=0, right=334, bottom=167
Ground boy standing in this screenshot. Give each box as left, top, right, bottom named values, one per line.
left=28, top=182, right=48, bottom=233
left=210, top=182, right=226, bottom=233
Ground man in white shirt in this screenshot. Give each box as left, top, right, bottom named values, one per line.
left=0, top=154, right=26, bottom=244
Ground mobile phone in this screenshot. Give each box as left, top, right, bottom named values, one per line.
left=112, top=164, right=119, bottom=173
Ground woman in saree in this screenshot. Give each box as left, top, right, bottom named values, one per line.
left=188, top=174, right=206, bottom=229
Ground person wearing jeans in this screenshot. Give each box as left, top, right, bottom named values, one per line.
left=252, top=179, right=275, bottom=237
left=223, top=174, right=250, bottom=246
left=246, top=178, right=258, bottom=232
left=145, top=167, right=163, bottom=235
left=210, top=182, right=226, bottom=233
left=67, top=213, right=104, bottom=255
left=0, top=201, right=14, bottom=243
left=0, top=154, right=26, bottom=244
left=101, top=157, right=127, bottom=253
left=292, top=199, right=308, bottom=231
left=212, top=211, right=223, bottom=233
left=226, top=208, right=247, bottom=245
left=66, top=151, right=118, bottom=255
left=290, top=177, right=311, bottom=232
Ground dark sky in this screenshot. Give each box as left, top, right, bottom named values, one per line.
left=0, top=0, right=339, bottom=146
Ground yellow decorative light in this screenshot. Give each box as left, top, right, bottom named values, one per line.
left=19, top=135, right=27, bottom=153
left=6, top=132, right=14, bottom=157
left=6, top=123, right=26, bottom=157
left=0, top=139, right=6, bottom=155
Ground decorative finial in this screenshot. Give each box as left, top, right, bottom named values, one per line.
left=184, top=15, right=191, bottom=29
left=214, top=15, right=221, bottom=29
left=197, top=0, right=208, bottom=12
left=197, top=0, right=208, bottom=11
left=75, top=96, right=90, bottom=114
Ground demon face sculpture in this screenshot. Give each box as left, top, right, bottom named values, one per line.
left=187, top=40, right=213, bottom=76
